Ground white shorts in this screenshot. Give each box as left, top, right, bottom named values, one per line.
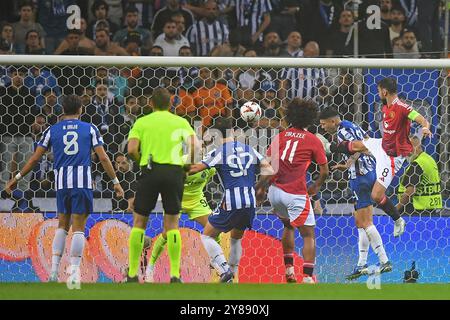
left=267, top=185, right=315, bottom=227
left=362, top=138, right=406, bottom=189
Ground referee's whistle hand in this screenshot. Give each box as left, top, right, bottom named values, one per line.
left=114, top=184, right=125, bottom=199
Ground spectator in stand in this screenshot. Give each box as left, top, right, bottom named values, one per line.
left=300, top=0, right=342, bottom=56
left=24, top=30, right=46, bottom=55
left=172, top=12, right=187, bottom=36
left=270, top=0, right=302, bottom=40
left=281, top=31, right=303, bottom=57
left=380, top=0, right=393, bottom=24
left=234, top=0, right=272, bottom=48
left=31, top=87, right=61, bottom=126
left=391, top=36, right=403, bottom=52
left=151, top=0, right=195, bottom=39
left=416, top=0, right=441, bottom=58
left=94, top=28, right=128, bottom=55
left=81, top=80, right=121, bottom=154
left=87, top=0, right=120, bottom=40
left=123, top=33, right=143, bottom=56
left=115, top=95, right=144, bottom=153
left=388, top=6, right=407, bottom=43
left=393, top=29, right=421, bottom=59
left=326, top=9, right=354, bottom=57
left=186, top=0, right=229, bottom=56
left=29, top=114, right=54, bottom=193
left=24, top=66, right=61, bottom=108
left=261, top=31, right=283, bottom=57
left=13, top=1, right=46, bottom=54
left=58, top=29, right=94, bottom=55
left=192, top=67, right=232, bottom=128
left=0, top=67, right=35, bottom=191
left=177, top=46, right=200, bottom=91
left=1, top=23, right=16, bottom=53
left=113, top=5, right=152, bottom=51
left=87, top=0, right=124, bottom=27
left=210, top=28, right=247, bottom=56
left=54, top=18, right=96, bottom=54
left=149, top=45, right=164, bottom=55
left=124, top=0, right=155, bottom=29
left=258, top=82, right=281, bottom=129
left=281, top=41, right=325, bottom=101
left=37, top=0, right=75, bottom=54
left=109, top=153, right=138, bottom=212
left=162, top=72, right=196, bottom=124
left=153, top=20, right=190, bottom=56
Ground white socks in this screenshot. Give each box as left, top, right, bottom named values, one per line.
left=365, top=225, right=389, bottom=264
left=70, top=231, right=85, bottom=269
left=201, top=234, right=229, bottom=275
left=51, top=228, right=68, bottom=274
left=357, top=228, right=369, bottom=266
left=228, top=238, right=242, bottom=274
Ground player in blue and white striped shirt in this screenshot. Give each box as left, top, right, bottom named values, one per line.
left=319, top=107, right=392, bottom=280
left=189, top=117, right=274, bottom=283
left=6, top=95, right=124, bottom=286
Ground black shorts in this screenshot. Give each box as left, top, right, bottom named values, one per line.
left=134, top=163, right=185, bottom=216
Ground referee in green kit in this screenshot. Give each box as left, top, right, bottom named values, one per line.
left=126, top=87, right=198, bottom=283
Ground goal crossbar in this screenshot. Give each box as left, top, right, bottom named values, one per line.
left=1, top=55, right=450, bottom=68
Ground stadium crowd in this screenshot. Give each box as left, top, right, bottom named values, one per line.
left=0, top=0, right=448, bottom=212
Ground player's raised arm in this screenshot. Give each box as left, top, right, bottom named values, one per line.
left=255, top=158, right=275, bottom=205
left=4, top=146, right=47, bottom=195
left=409, top=111, right=432, bottom=138
left=93, top=145, right=124, bottom=199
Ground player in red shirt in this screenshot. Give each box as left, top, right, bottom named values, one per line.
left=256, top=98, right=329, bottom=284
left=331, top=77, right=431, bottom=237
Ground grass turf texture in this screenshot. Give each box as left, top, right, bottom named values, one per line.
left=0, top=283, right=449, bottom=300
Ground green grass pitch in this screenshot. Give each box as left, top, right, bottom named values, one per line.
left=0, top=283, right=449, bottom=300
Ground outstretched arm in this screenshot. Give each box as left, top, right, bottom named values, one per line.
left=5, top=146, right=46, bottom=195
left=410, top=112, right=432, bottom=138
left=255, top=159, right=275, bottom=205
left=94, top=145, right=124, bottom=198
left=307, top=163, right=329, bottom=196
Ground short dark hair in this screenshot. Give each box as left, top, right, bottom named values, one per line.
left=125, top=5, right=139, bottom=14
left=92, top=0, right=109, bottom=15
left=67, top=29, right=82, bottom=36
left=25, top=29, right=40, bottom=40
left=19, top=0, right=34, bottom=10
left=319, top=106, right=340, bottom=120
left=377, top=77, right=397, bottom=94
left=285, top=98, right=318, bottom=129
left=213, top=117, right=233, bottom=137
left=114, top=152, right=126, bottom=160
left=152, top=87, right=171, bottom=110
left=62, top=95, right=82, bottom=115
left=178, top=45, right=191, bottom=53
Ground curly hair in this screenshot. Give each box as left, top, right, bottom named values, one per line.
left=285, top=98, right=318, bottom=129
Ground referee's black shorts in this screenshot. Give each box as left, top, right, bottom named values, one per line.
left=134, top=163, right=185, bottom=216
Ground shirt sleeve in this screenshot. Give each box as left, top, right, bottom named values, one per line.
left=401, top=162, right=423, bottom=187
left=202, top=148, right=222, bottom=168
left=311, top=135, right=328, bottom=165
left=337, top=127, right=357, bottom=142
left=128, top=119, right=141, bottom=141
left=90, top=124, right=104, bottom=148
left=37, top=126, right=52, bottom=150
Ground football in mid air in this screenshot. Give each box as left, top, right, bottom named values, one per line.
left=240, top=101, right=262, bottom=122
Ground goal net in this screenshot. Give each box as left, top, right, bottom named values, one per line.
left=0, top=56, right=449, bottom=284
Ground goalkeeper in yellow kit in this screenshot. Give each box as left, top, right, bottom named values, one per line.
left=144, top=167, right=217, bottom=282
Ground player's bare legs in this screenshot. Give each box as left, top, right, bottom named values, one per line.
left=229, top=229, right=244, bottom=277
left=371, top=181, right=405, bottom=236
left=201, top=222, right=233, bottom=282
left=280, top=218, right=296, bottom=283
left=49, top=213, right=70, bottom=282
left=347, top=206, right=391, bottom=280
left=298, top=225, right=316, bottom=283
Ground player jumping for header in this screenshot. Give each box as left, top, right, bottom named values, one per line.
left=256, top=98, right=329, bottom=284
left=330, top=77, right=432, bottom=237
left=189, top=117, right=274, bottom=283
left=319, top=107, right=391, bottom=280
